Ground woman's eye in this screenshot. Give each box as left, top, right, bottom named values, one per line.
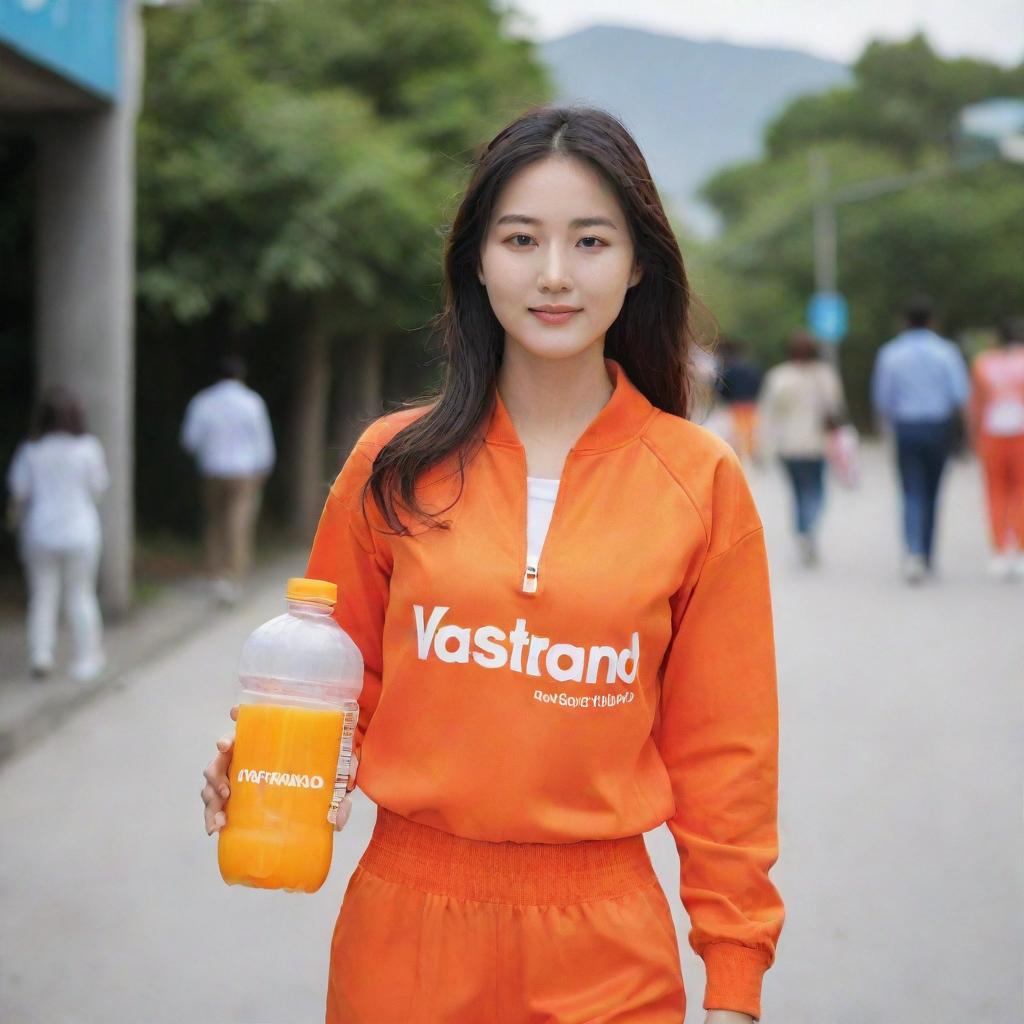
left=505, top=234, right=606, bottom=248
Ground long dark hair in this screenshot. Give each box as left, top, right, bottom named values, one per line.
left=786, top=330, right=823, bottom=363
left=369, top=105, right=699, bottom=533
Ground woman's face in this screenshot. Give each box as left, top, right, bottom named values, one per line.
left=478, top=155, right=642, bottom=363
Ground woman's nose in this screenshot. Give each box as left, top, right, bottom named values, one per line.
left=537, top=247, right=572, bottom=293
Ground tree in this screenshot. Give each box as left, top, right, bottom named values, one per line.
left=698, top=36, right=1024, bottom=427
left=766, top=35, right=1016, bottom=161
left=137, top=0, right=549, bottom=535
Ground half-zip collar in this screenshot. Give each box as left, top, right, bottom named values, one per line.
left=484, top=359, right=658, bottom=453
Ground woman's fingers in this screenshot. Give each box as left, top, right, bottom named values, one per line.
left=203, top=736, right=234, bottom=783
left=203, top=730, right=235, bottom=836
left=333, top=795, right=353, bottom=832
left=203, top=753, right=231, bottom=789
left=203, top=779, right=227, bottom=835
left=229, top=705, right=239, bottom=723
left=205, top=805, right=227, bottom=836
left=346, top=752, right=359, bottom=792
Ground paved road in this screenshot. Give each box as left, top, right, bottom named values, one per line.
left=1, top=444, right=1020, bottom=1023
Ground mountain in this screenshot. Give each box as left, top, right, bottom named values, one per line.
left=539, top=25, right=851, bottom=235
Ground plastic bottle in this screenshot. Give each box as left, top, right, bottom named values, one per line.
left=218, top=577, right=363, bottom=893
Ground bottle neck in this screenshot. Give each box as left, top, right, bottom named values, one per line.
left=287, top=599, right=334, bottom=618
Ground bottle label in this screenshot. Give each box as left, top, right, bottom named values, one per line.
left=236, top=769, right=326, bottom=789
left=327, top=702, right=359, bottom=825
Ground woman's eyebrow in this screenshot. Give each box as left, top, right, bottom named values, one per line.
left=494, top=214, right=619, bottom=229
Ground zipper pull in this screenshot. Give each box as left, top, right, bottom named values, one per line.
left=522, top=563, right=538, bottom=594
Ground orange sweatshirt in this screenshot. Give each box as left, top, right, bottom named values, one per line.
left=306, top=359, right=784, bottom=1015
left=970, top=345, right=1024, bottom=438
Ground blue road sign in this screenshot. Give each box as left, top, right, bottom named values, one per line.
left=807, top=291, right=848, bottom=344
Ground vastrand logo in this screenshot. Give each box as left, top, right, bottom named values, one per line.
left=236, top=769, right=325, bottom=789
left=414, top=605, right=638, bottom=684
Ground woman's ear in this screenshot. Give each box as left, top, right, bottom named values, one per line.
left=628, top=262, right=644, bottom=288
left=477, top=265, right=486, bottom=286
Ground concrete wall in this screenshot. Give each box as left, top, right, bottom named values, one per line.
left=32, top=1, right=142, bottom=614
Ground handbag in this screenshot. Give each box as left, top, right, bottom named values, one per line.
left=826, top=423, right=861, bottom=488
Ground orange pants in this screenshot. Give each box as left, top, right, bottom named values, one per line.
left=979, top=435, right=1024, bottom=550
left=729, top=403, right=759, bottom=461
left=326, top=808, right=685, bottom=1023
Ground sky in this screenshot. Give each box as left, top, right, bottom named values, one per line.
left=508, top=0, right=1024, bottom=68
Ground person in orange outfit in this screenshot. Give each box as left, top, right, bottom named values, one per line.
left=969, top=316, right=1024, bottom=579
left=203, top=107, right=784, bottom=1023
left=715, top=338, right=764, bottom=464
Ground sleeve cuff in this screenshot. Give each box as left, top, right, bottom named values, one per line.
left=701, top=942, right=773, bottom=1020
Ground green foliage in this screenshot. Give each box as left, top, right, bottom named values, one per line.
left=135, top=0, right=550, bottom=531
left=766, top=35, right=1017, bottom=160
left=698, top=35, right=1024, bottom=428
left=138, top=0, right=549, bottom=331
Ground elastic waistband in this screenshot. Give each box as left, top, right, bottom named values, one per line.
left=359, top=808, right=657, bottom=906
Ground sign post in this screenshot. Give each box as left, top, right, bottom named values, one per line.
left=807, top=291, right=848, bottom=364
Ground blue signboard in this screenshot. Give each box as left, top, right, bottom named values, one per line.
left=807, top=291, right=849, bottom=344
left=0, top=0, right=121, bottom=100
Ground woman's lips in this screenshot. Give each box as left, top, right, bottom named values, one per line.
left=529, top=308, right=581, bottom=325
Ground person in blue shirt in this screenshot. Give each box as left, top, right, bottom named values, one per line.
left=871, top=296, right=970, bottom=583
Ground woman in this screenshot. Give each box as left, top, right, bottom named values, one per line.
left=758, top=331, right=845, bottom=566
left=969, top=316, right=1024, bottom=579
left=202, top=107, right=784, bottom=1023
left=6, top=387, right=109, bottom=681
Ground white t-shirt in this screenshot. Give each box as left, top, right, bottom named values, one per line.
left=6, top=433, right=109, bottom=554
left=975, top=346, right=1024, bottom=436
left=180, top=379, right=276, bottom=478
left=525, top=476, right=560, bottom=570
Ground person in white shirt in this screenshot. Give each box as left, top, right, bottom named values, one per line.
left=758, top=331, right=846, bottom=567
left=5, top=388, right=110, bottom=681
left=180, top=356, right=275, bottom=603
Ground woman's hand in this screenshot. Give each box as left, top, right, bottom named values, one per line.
left=202, top=705, right=239, bottom=835
left=331, top=752, right=360, bottom=830
left=704, top=1012, right=755, bottom=1024
left=202, top=706, right=360, bottom=834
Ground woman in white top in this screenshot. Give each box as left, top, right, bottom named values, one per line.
left=5, top=388, right=110, bottom=681
left=758, top=331, right=846, bottom=566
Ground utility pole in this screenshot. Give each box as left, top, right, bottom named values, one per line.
left=808, top=148, right=842, bottom=365
left=809, top=148, right=838, bottom=294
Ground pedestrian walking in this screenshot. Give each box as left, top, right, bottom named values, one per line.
left=180, top=355, right=275, bottom=604
left=5, top=387, right=109, bottom=681
left=969, top=316, right=1024, bottom=580
left=758, top=331, right=845, bottom=566
left=871, top=297, right=970, bottom=583
left=202, top=106, right=784, bottom=1024
left=716, top=338, right=764, bottom=463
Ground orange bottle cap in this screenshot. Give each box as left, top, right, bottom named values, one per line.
left=286, top=577, right=337, bottom=607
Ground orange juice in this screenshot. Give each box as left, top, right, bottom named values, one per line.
left=218, top=702, right=347, bottom=893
